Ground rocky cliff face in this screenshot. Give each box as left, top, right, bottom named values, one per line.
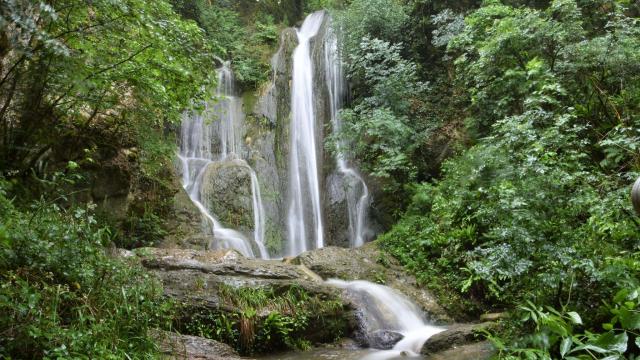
left=175, top=12, right=380, bottom=255
left=244, top=13, right=359, bottom=251
left=242, top=27, right=298, bottom=255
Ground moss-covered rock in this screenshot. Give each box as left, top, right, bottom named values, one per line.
left=130, top=248, right=352, bottom=355
left=200, top=159, right=254, bottom=232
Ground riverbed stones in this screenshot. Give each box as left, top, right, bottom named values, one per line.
left=152, top=330, right=242, bottom=360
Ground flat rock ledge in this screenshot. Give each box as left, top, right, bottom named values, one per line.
left=421, top=322, right=496, bottom=359
left=152, top=330, right=244, bottom=360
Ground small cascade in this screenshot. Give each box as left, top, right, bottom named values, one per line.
left=178, top=64, right=269, bottom=259
left=324, top=20, right=371, bottom=247
left=327, top=279, right=443, bottom=359
left=287, top=11, right=326, bottom=256
left=248, top=168, right=269, bottom=259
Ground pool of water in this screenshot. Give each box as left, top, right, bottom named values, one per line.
left=258, top=347, right=427, bottom=360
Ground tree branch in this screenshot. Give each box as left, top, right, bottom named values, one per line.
left=85, top=44, right=152, bottom=81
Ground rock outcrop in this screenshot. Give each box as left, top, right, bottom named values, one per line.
left=161, top=186, right=211, bottom=250
left=366, top=330, right=404, bottom=350
left=293, top=243, right=451, bottom=323
left=129, top=247, right=353, bottom=350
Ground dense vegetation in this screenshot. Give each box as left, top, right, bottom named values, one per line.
left=2, top=0, right=640, bottom=358
left=331, top=0, right=640, bottom=357
left=0, top=179, right=171, bottom=358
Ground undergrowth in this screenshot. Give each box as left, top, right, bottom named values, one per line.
left=0, top=180, right=172, bottom=359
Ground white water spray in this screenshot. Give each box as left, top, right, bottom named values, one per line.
left=327, top=279, right=443, bottom=359
left=178, top=64, right=268, bottom=259
left=324, top=21, right=371, bottom=247
left=287, top=11, right=326, bottom=256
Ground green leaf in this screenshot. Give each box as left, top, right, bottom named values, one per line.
left=618, top=307, right=640, bottom=330
left=566, top=311, right=582, bottom=325
left=594, top=331, right=628, bottom=354
left=560, top=337, right=572, bottom=358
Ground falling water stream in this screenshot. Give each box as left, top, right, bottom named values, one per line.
left=178, top=64, right=268, bottom=259
left=287, top=11, right=326, bottom=256
left=327, top=280, right=444, bottom=360
left=324, top=20, right=371, bottom=247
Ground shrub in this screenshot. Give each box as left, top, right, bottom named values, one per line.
left=0, top=181, right=171, bottom=358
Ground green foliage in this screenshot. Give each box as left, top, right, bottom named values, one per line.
left=0, top=181, right=172, bottom=358
left=379, top=0, right=640, bottom=324
left=486, top=287, right=640, bottom=359
left=180, top=0, right=278, bottom=90
left=335, top=0, right=409, bottom=57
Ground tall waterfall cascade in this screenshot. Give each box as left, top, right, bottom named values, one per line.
left=287, top=11, right=327, bottom=256
left=177, top=11, right=373, bottom=258
left=324, top=20, right=371, bottom=248
left=327, top=279, right=444, bottom=359
left=178, top=64, right=269, bottom=259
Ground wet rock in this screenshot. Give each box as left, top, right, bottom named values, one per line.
left=161, top=186, right=211, bottom=250
left=324, top=172, right=350, bottom=248
left=426, top=341, right=494, bottom=360
left=240, top=27, right=298, bottom=257
left=421, top=323, right=495, bottom=355
left=366, top=330, right=404, bottom=350
left=200, top=159, right=253, bottom=232
left=294, top=243, right=451, bottom=323
left=152, top=330, right=242, bottom=360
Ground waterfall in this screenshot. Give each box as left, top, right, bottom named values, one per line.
left=327, top=279, right=443, bottom=359
left=215, top=66, right=239, bottom=159
left=287, top=11, right=326, bottom=256
left=324, top=21, right=371, bottom=248
left=178, top=64, right=269, bottom=259
left=249, top=168, right=269, bottom=259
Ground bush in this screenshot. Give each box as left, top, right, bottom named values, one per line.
left=0, top=181, right=172, bottom=358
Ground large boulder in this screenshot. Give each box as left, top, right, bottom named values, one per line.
left=200, top=159, right=254, bottom=233
left=421, top=323, right=495, bottom=356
